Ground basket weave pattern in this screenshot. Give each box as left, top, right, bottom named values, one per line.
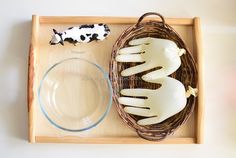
left=109, top=12, right=197, bottom=141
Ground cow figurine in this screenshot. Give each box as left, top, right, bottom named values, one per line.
left=49, top=24, right=110, bottom=45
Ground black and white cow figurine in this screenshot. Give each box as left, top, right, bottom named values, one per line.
left=49, top=23, right=110, bottom=45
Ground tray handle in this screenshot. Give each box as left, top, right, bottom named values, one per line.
left=136, top=12, right=165, bottom=27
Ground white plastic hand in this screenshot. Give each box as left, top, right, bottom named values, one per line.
left=116, top=37, right=185, bottom=80
left=118, top=77, right=197, bottom=125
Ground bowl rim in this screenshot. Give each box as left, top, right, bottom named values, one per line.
left=38, top=57, right=113, bottom=132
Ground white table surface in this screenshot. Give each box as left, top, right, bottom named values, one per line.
left=0, top=0, right=236, bottom=157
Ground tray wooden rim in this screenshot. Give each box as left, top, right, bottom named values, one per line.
left=28, top=15, right=204, bottom=144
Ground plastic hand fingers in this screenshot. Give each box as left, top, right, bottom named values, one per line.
left=137, top=116, right=165, bottom=125
left=121, top=63, right=155, bottom=76
left=118, top=97, right=146, bottom=107
left=120, top=88, right=152, bottom=97
left=129, top=37, right=153, bottom=45
left=118, top=45, right=146, bottom=54
left=124, top=107, right=154, bottom=117
left=142, top=68, right=166, bottom=81
left=116, top=54, right=143, bottom=62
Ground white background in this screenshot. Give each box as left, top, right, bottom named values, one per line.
left=0, top=0, right=236, bottom=157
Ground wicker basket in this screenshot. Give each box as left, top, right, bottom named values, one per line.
left=109, top=12, right=198, bottom=141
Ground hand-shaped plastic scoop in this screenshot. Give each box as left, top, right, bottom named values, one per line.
left=116, top=37, right=186, bottom=80
left=118, top=77, right=197, bottom=126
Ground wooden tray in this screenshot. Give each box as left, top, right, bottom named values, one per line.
left=28, top=15, right=204, bottom=144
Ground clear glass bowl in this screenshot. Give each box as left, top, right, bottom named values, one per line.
left=38, top=58, right=112, bottom=132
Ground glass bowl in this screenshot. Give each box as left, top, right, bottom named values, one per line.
left=38, top=58, right=112, bottom=132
